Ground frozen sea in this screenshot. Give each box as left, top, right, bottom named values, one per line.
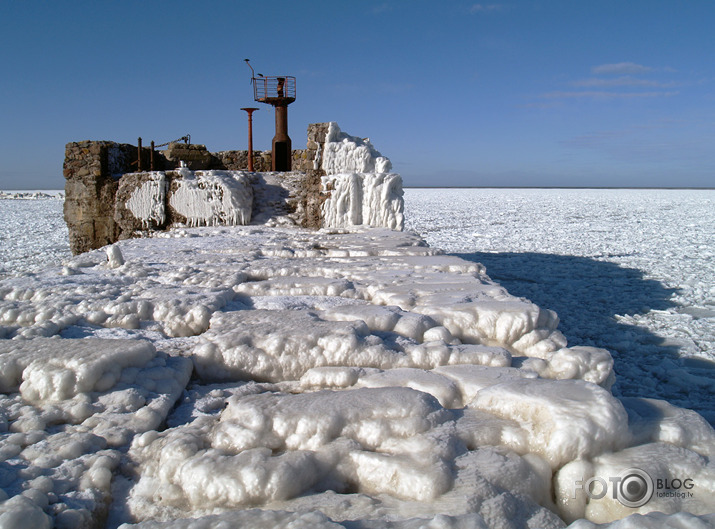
left=0, top=193, right=69, bottom=279
left=405, top=188, right=715, bottom=423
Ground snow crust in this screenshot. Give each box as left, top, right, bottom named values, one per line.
left=1, top=223, right=714, bottom=528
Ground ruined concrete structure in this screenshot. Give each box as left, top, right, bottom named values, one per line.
left=63, top=123, right=403, bottom=255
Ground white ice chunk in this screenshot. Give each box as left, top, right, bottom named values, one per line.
left=521, top=346, right=615, bottom=388
left=106, top=244, right=125, bottom=269
left=299, top=366, right=377, bottom=389
left=0, top=494, right=51, bottom=529
left=414, top=299, right=567, bottom=357
left=0, top=338, right=155, bottom=402
left=126, top=387, right=452, bottom=518
left=621, top=397, right=715, bottom=458
left=320, top=304, right=439, bottom=342
left=473, top=379, right=630, bottom=468
left=555, top=443, right=715, bottom=523
left=356, top=368, right=462, bottom=408
left=434, top=364, right=538, bottom=405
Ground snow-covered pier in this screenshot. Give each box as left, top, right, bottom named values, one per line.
left=62, top=123, right=400, bottom=255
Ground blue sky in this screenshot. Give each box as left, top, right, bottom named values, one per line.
left=1, top=0, right=713, bottom=189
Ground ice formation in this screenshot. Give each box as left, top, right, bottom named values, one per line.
left=125, top=174, right=166, bottom=229
left=0, top=223, right=713, bottom=528
left=319, top=122, right=404, bottom=231
left=403, top=188, right=715, bottom=424
left=321, top=122, right=392, bottom=175
left=321, top=172, right=404, bottom=230
left=168, top=170, right=253, bottom=227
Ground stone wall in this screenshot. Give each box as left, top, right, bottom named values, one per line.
left=64, top=123, right=401, bottom=254
left=63, top=130, right=324, bottom=254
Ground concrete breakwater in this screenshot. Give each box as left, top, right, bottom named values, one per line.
left=63, top=123, right=403, bottom=254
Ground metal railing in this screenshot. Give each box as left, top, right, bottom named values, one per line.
left=252, top=75, right=296, bottom=103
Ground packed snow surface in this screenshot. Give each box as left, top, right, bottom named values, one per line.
left=1, top=217, right=713, bottom=528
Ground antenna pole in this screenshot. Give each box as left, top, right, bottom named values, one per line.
left=244, top=59, right=255, bottom=79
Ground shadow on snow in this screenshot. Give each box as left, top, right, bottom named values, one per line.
left=454, top=251, right=715, bottom=425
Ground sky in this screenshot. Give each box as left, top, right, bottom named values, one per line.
left=1, top=0, right=714, bottom=189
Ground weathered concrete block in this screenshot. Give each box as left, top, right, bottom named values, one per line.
left=164, top=143, right=214, bottom=170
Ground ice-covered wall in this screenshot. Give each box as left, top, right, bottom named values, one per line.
left=169, top=170, right=253, bottom=227
left=125, top=173, right=167, bottom=229
left=321, top=172, right=404, bottom=230
left=318, top=122, right=404, bottom=231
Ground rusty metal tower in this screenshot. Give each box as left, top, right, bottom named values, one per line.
left=245, top=59, right=296, bottom=171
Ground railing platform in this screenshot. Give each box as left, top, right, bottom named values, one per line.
left=252, top=75, right=296, bottom=105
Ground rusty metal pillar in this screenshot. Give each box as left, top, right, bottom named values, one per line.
left=241, top=107, right=259, bottom=171
left=272, top=102, right=291, bottom=171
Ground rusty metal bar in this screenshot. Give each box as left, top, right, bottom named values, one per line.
left=137, top=137, right=142, bottom=172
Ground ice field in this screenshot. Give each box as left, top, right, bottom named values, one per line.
left=0, top=188, right=714, bottom=528
left=405, top=188, right=715, bottom=424
left=0, top=195, right=69, bottom=280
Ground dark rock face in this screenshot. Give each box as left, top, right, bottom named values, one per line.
left=63, top=142, right=122, bottom=255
